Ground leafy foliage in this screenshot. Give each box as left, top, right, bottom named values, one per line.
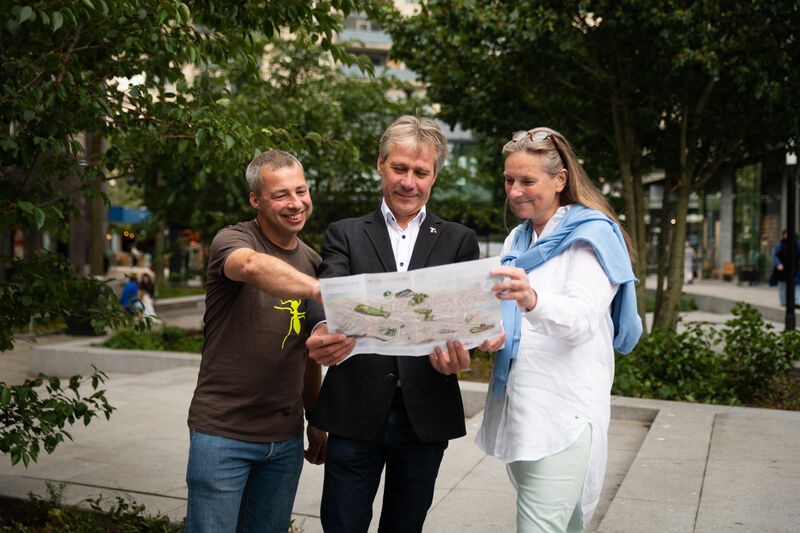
left=719, top=303, right=800, bottom=404
left=101, top=325, right=202, bottom=353
left=614, top=303, right=800, bottom=406
left=0, top=368, right=114, bottom=467
left=0, top=252, right=137, bottom=351
left=122, top=29, right=421, bottom=246
left=614, top=322, right=722, bottom=403
left=380, top=0, right=800, bottom=330
left=0, top=483, right=182, bottom=532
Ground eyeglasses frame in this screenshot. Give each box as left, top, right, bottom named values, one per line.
left=511, top=129, right=567, bottom=169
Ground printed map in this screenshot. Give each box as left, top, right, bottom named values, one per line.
left=320, top=257, right=503, bottom=356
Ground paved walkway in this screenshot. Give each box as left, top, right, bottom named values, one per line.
left=1, top=279, right=799, bottom=531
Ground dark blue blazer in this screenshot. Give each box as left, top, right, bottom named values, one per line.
left=310, top=208, right=480, bottom=442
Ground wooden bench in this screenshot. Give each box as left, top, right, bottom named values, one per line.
left=711, top=261, right=735, bottom=281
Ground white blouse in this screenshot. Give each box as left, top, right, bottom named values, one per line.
left=475, top=205, right=618, bottom=525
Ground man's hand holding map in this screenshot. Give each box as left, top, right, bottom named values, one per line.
left=319, top=256, right=503, bottom=356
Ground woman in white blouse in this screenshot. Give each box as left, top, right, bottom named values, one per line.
left=476, top=127, right=641, bottom=532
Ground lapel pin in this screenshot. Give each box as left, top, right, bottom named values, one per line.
left=429, top=226, right=437, bottom=234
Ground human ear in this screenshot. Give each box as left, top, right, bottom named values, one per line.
left=555, top=169, right=568, bottom=192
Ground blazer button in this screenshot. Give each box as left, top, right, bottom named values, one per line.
left=385, top=372, right=397, bottom=384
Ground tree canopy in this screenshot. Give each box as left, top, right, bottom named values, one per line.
left=1, top=0, right=428, bottom=345
left=382, top=0, right=800, bottom=330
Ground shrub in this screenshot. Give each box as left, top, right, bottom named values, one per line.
left=614, top=302, right=800, bottom=407
left=0, top=482, right=183, bottom=532
left=101, top=325, right=202, bottom=353
left=614, top=322, right=725, bottom=403
left=719, top=302, right=800, bottom=404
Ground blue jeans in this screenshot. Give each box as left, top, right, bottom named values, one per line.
left=778, top=281, right=800, bottom=307
left=320, top=401, right=448, bottom=533
left=184, top=430, right=304, bottom=533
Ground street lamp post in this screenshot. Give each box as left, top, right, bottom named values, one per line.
left=785, top=150, right=797, bottom=330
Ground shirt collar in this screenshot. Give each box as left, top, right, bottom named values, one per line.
left=532, top=204, right=572, bottom=245
left=380, top=198, right=427, bottom=230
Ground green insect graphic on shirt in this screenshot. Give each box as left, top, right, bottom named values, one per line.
left=274, top=299, right=305, bottom=349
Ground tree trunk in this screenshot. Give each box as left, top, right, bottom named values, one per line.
left=151, top=172, right=166, bottom=286
left=87, top=134, right=106, bottom=276
left=153, top=220, right=165, bottom=286
left=654, top=170, right=676, bottom=319
left=612, top=100, right=649, bottom=334
left=652, top=177, right=691, bottom=330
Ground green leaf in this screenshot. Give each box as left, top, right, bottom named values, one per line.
left=194, top=129, right=206, bottom=147
left=33, top=207, right=46, bottom=229
left=0, top=387, right=10, bottom=407
left=306, top=132, right=324, bottom=144
left=82, top=0, right=94, bottom=10
left=52, top=11, right=63, bottom=31
left=224, top=134, right=235, bottom=150
left=177, top=139, right=189, bottom=153
left=19, top=6, right=33, bottom=23
left=17, top=201, right=35, bottom=214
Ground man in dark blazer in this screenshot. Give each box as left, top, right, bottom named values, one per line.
left=306, top=116, right=481, bottom=533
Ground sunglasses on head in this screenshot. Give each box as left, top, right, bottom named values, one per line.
left=511, top=129, right=566, bottom=167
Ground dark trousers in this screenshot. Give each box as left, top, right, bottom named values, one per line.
left=320, top=390, right=448, bottom=533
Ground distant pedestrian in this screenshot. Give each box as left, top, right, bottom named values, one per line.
left=119, top=274, right=142, bottom=316
left=130, top=244, right=142, bottom=267
left=684, top=241, right=697, bottom=285
left=138, top=273, right=158, bottom=321
left=768, top=229, right=800, bottom=308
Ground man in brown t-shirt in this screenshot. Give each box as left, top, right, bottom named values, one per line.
left=185, top=150, right=325, bottom=533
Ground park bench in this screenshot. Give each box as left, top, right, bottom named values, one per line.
left=711, top=261, right=735, bottom=281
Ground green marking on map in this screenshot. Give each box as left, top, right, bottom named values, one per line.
left=410, top=292, right=429, bottom=306
left=469, top=324, right=494, bottom=334
left=354, top=304, right=391, bottom=318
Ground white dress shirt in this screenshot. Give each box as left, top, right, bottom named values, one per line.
left=380, top=199, right=426, bottom=272
left=475, top=204, right=618, bottom=526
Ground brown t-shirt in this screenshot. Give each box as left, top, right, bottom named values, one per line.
left=187, top=220, right=321, bottom=442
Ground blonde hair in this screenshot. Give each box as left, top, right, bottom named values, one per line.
left=379, top=116, right=450, bottom=175
left=503, top=127, right=635, bottom=260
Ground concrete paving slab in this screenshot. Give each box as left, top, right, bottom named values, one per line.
left=596, top=498, right=698, bottom=533
left=693, top=410, right=800, bottom=532
left=613, top=457, right=705, bottom=506
left=424, top=484, right=517, bottom=532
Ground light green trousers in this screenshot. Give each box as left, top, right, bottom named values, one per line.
left=508, top=424, right=592, bottom=533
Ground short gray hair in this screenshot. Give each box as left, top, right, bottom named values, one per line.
left=245, top=150, right=303, bottom=194
left=379, top=116, right=450, bottom=175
